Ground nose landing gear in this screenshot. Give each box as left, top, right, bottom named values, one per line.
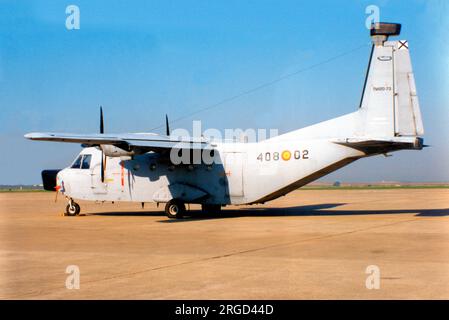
left=65, top=199, right=81, bottom=216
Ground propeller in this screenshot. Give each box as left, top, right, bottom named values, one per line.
left=100, top=106, right=106, bottom=183
left=100, top=106, right=104, bottom=134
left=165, top=114, right=170, bottom=136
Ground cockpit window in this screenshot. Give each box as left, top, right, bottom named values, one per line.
left=81, top=155, right=91, bottom=169
left=71, top=154, right=92, bottom=169
left=71, top=155, right=82, bottom=169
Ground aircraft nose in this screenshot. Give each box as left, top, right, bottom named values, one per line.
left=56, top=170, right=62, bottom=182
left=56, top=169, right=69, bottom=194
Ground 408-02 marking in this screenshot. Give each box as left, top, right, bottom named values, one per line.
left=256, top=150, right=309, bottom=162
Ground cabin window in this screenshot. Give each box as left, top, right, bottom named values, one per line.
left=81, top=155, right=92, bottom=169
left=71, top=155, right=82, bottom=169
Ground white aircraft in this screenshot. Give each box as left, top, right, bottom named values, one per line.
left=25, top=23, right=424, bottom=219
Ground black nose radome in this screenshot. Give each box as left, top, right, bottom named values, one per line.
left=41, top=170, right=61, bottom=191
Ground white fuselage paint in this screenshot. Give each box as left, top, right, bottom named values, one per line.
left=58, top=135, right=364, bottom=206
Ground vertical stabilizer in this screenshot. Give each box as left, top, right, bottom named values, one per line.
left=358, top=23, right=424, bottom=138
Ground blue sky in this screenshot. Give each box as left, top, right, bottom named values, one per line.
left=0, top=0, right=448, bottom=184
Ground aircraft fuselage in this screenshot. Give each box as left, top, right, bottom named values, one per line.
left=58, top=138, right=364, bottom=206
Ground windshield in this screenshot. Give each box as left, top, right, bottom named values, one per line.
left=71, top=155, right=82, bottom=169
left=81, top=155, right=91, bottom=169
left=71, top=154, right=92, bottom=169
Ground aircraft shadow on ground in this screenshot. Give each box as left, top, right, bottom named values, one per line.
left=90, top=203, right=449, bottom=222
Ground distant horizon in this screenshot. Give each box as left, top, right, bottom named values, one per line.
left=2, top=181, right=449, bottom=188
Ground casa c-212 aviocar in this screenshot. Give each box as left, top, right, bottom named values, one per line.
left=25, top=22, right=424, bottom=219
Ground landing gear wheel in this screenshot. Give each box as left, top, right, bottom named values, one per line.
left=165, top=200, right=185, bottom=219
left=201, top=204, right=222, bottom=215
left=65, top=202, right=80, bottom=216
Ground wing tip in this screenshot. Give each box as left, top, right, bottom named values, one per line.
left=24, top=132, right=36, bottom=139
left=24, top=132, right=49, bottom=140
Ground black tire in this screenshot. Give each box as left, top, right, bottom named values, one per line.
left=201, top=204, right=222, bottom=215
left=165, top=200, right=185, bottom=219
left=65, top=203, right=80, bottom=216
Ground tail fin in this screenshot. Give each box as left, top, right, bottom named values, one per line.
left=359, top=23, right=424, bottom=138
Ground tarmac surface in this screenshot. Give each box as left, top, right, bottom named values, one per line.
left=1, top=189, right=448, bottom=299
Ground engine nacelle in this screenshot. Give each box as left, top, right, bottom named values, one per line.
left=101, top=145, right=134, bottom=157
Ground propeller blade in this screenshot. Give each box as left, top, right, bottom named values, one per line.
left=101, top=152, right=105, bottom=183
left=165, top=114, right=170, bottom=136
left=100, top=106, right=104, bottom=134
left=104, top=156, right=107, bottom=174
left=99, top=106, right=105, bottom=182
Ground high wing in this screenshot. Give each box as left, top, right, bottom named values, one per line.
left=24, top=132, right=212, bottom=154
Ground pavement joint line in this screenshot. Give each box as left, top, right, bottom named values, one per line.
left=4, top=216, right=421, bottom=299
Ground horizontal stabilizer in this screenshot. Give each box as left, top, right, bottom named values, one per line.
left=333, top=137, right=424, bottom=154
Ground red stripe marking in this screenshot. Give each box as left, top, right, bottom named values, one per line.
left=120, top=162, right=125, bottom=187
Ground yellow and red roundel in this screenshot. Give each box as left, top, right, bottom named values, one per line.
left=281, top=150, right=291, bottom=161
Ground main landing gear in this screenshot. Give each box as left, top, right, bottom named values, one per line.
left=164, top=200, right=223, bottom=219
left=65, top=198, right=80, bottom=216
left=165, top=199, right=186, bottom=219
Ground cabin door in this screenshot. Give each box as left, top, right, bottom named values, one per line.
left=90, top=160, right=108, bottom=194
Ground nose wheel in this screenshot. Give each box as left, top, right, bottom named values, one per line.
left=65, top=199, right=81, bottom=216
left=165, top=199, right=185, bottom=219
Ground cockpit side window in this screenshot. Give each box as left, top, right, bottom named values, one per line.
left=81, top=155, right=92, bottom=169
left=71, top=155, right=82, bottom=169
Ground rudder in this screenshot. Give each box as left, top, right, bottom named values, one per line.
left=393, top=40, right=424, bottom=136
